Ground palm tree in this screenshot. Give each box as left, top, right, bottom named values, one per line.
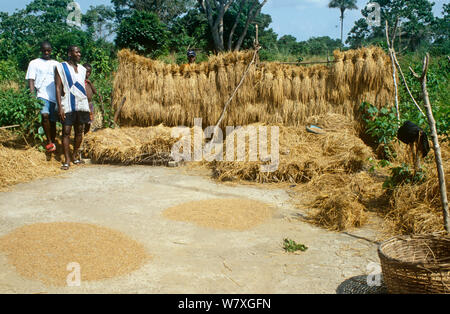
left=328, top=0, right=358, bottom=45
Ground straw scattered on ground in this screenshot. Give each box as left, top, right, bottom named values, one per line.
left=211, top=113, right=372, bottom=184
left=381, top=142, right=450, bottom=237
left=301, top=171, right=383, bottom=231
left=0, top=222, right=150, bottom=286
left=0, top=144, right=61, bottom=191
left=162, top=198, right=275, bottom=231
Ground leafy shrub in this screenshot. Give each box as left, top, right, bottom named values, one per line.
left=359, top=101, right=399, bottom=159
left=383, top=163, right=426, bottom=189
left=0, top=60, right=24, bottom=84
left=0, top=88, right=42, bottom=138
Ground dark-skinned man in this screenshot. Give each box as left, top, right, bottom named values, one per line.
left=26, top=41, right=59, bottom=153
left=55, top=46, right=90, bottom=170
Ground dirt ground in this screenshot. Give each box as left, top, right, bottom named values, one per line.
left=0, top=164, right=385, bottom=294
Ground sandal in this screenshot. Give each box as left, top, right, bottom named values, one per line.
left=61, top=163, right=70, bottom=170
left=46, top=143, right=56, bottom=153
left=73, top=159, right=85, bottom=165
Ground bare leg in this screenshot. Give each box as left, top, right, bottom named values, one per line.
left=50, top=121, right=57, bottom=144
left=41, top=114, right=53, bottom=145
left=84, top=123, right=91, bottom=135
left=62, top=125, right=72, bottom=165
left=72, top=123, right=84, bottom=161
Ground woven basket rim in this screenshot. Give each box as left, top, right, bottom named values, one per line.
left=378, top=234, right=450, bottom=270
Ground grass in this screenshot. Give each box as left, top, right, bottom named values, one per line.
left=283, top=238, right=308, bottom=253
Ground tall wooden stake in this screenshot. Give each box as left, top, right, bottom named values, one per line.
left=410, top=54, right=449, bottom=233
left=385, top=21, right=400, bottom=123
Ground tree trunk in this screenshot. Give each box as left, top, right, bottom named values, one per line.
left=410, top=54, right=450, bottom=233
left=227, top=0, right=244, bottom=50
left=340, top=8, right=344, bottom=45
left=233, top=0, right=267, bottom=51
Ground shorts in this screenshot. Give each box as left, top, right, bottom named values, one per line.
left=63, top=111, right=91, bottom=126
left=38, top=98, right=58, bottom=122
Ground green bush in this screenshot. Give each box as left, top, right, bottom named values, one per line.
left=397, top=54, right=449, bottom=141
left=0, top=87, right=42, bottom=137
left=359, top=101, right=399, bottom=159
left=0, top=59, right=24, bottom=83
left=383, top=163, right=426, bottom=190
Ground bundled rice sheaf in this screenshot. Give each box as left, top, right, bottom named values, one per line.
left=83, top=125, right=179, bottom=165
left=113, top=47, right=394, bottom=128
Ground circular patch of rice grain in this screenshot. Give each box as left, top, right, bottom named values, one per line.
left=0, top=222, right=150, bottom=286
left=163, top=198, right=275, bottom=231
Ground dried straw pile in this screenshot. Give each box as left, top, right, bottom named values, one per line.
left=303, top=171, right=382, bottom=231
left=291, top=141, right=449, bottom=234
left=162, top=198, right=275, bottom=231
left=0, top=222, right=150, bottom=286
left=382, top=143, right=450, bottom=236
left=0, top=144, right=61, bottom=191
left=212, top=113, right=372, bottom=183
left=113, top=47, right=394, bottom=128
left=83, top=125, right=178, bottom=165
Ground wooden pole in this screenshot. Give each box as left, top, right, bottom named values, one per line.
left=391, top=53, right=426, bottom=117
left=0, top=124, right=20, bottom=129
left=385, top=21, right=400, bottom=123
left=113, top=96, right=127, bottom=126
left=410, top=54, right=449, bottom=233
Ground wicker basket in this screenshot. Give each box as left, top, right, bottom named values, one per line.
left=378, top=234, right=450, bottom=294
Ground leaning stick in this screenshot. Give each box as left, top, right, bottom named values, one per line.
left=392, top=52, right=426, bottom=117
left=385, top=21, right=400, bottom=123
left=0, top=124, right=20, bottom=129
left=208, top=47, right=261, bottom=146
left=410, top=54, right=449, bottom=232
left=113, top=96, right=127, bottom=126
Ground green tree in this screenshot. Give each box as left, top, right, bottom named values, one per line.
left=431, top=3, right=450, bottom=54
left=328, top=0, right=358, bottom=45
left=112, top=0, right=195, bottom=24
left=115, top=10, right=169, bottom=58
left=197, top=0, right=268, bottom=52
left=169, top=9, right=211, bottom=53
left=83, top=5, right=116, bottom=41
left=0, top=0, right=116, bottom=70
left=346, top=0, right=436, bottom=52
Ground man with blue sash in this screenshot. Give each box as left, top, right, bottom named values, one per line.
left=55, top=46, right=90, bottom=170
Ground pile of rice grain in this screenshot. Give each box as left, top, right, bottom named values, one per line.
left=163, top=198, right=275, bottom=231
left=0, top=222, right=150, bottom=286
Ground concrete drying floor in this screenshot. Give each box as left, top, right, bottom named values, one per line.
left=0, top=165, right=383, bottom=294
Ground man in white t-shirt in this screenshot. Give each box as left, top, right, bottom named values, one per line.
left=26, top=41, right=59, bottom=153
left=55, top=45, right=90, bottom=170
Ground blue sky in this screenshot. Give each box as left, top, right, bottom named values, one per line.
left=2, top=0, right=447, bottom=42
